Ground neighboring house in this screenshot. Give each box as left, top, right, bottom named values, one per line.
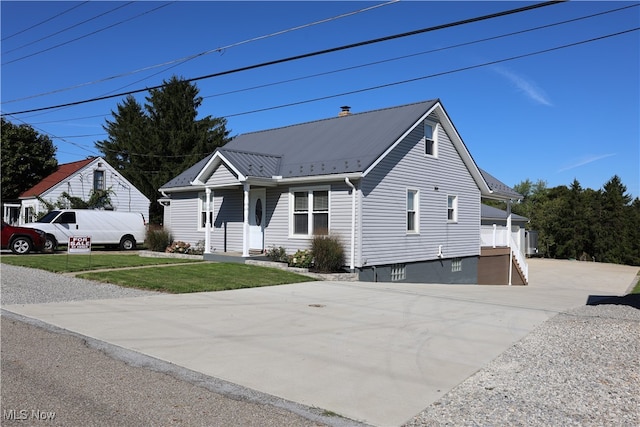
left=159, top=99, right=525, bottom=284
left=11, top=157, right=150, bottom=225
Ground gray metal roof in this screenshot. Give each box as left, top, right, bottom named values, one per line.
left=219, top=149, right=281, bottom=178
left=160, top=100, right=521, bottom=201
left=479, top=169, right=523, bottom=200
left=220, top=100, right=439, bottom=179
left=161, top=153, right=214, bottom=189
left=481, top=204, right=528, bottom=222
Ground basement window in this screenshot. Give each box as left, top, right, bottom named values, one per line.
left=452, top=258, right=462, bottom=272
left=391, top=264, right=406, bottom=281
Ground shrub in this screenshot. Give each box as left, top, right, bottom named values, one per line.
left=266, top=245, right=289, bottom=263
left=146, top=227, right=172, bottom=252
left=166, top=241, right=190, bottom=254
left=190, top=240, right=206, bottom=255
left=311, top=234, right=345, bottom=273
left=288, top=249, right=313, bottom=268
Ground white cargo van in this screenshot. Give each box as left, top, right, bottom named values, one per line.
left=23, top=209, right=146, bottom=251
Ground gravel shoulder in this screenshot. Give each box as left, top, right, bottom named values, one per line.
left=404, top=303, right=640, bottom=426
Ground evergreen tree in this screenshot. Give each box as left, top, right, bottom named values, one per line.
left=95, top=76, right=231, bottom=224
left=597, top=175, right=632, bottom=264
left=1, top=118, right=58, bottom=202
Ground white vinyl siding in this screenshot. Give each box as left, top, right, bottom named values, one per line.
left=25, top=158, right=150, bottom=224
left=361, top=112, right=480, bottom=266
left=205, top=163, right=239, bottom=187
left=263, top=182, right=357, bottom=258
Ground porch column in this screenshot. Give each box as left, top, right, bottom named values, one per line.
left=507, top=199, right=513, bottom=286
left=242, top=182, right=250, bottom=257
left=204, top=187, right=212, bottom=254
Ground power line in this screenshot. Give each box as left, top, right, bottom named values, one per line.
left=3, top=0, right=399, bottom=105
left=202, top=3, right=638, bottom=101
left=22, top=3, right=636, bottom=126
left=223, top=28, right=639, bottom=119
left=2, top=2, right=134, bottom=56
left=1, top=1, right=89, bottom=42
left=2, top=0, right=565, bottom=116
left=15, top=27, right=635, bottom=162
left=2, top=2, right=173, bottom=66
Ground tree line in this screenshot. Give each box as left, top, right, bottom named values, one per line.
left=494, top=176, right=640, bottom=266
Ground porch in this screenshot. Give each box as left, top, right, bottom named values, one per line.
left=479, top=225, right=529, bottom=285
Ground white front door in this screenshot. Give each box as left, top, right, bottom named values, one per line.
left=248, top=189, right=265, bottom=251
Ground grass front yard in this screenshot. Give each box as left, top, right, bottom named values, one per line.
left=1, top=253, right=201, bottom=273
left=1, top=253, right=316, bottom=293
left=77, top=262, right=316, bottom=293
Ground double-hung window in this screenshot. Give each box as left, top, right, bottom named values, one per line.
left=447, top=195, right=458, bottom=222
left=407, top=189, right=419, bottom=233
left=198, top=192, right=214, bottom=230
left=292, top=188, right=329, bottom=236
left=424, top=121, right=437, bottom=157
left=93, top=170, right=105, bottom=191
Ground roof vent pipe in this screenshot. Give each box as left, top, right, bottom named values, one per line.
left=339, top=106, right=351, bottom=117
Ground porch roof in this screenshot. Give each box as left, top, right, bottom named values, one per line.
left=481, top=204, right=528, bottom=223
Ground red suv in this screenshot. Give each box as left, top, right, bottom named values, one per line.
left=1, top=221, right=47, bottom=254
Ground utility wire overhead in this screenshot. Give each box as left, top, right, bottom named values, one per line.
left=1, top=1, right=89, bottom=42
left=2, top=0, right=565, bottom=116
left=23, top=2, right=636, bottom=127
left=224, top=28, right=639, bottom=119
left=203, top=3, right=638, bottom=100
left=24, top=26, right=637, bottom=161
left=2, top=2, right=134, bottom=56
left=3, top=0, right=399, bottom=105
left=2, top=2, right=174, bottom=66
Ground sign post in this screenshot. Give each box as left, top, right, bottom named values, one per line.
left=67, top=236, right=92, bottom=269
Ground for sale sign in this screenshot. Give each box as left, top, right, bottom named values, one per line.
left=68, top=236, right=91, bottom=254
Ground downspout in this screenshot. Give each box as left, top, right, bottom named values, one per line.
left=507, top=199, right=513, bottom=286
left=205, top=187, right=212, bottom=254
left=344, top=177, right=356, bottom=272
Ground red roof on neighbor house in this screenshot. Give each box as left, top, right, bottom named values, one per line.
left=20, top=157, right=96, bottom=198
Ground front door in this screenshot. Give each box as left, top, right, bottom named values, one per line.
left=248, top=189, right=265, bottom=251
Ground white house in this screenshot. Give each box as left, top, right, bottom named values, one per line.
left=159, top=100, right=525, bottom=284
left=8, top=157, right=150, bottom=225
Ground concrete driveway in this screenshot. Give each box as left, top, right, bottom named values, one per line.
left=4, top=259, right=638, bottom=426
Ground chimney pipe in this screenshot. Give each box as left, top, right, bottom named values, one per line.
left=339, top=105, right=351, bottom=117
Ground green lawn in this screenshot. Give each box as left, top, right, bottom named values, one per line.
left=77, top=262, right=317, bottom=293
left=1, top=253, right=201, bottom=273
left=1, top=253, right=316, bottom=293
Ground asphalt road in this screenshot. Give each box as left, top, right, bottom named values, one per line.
left=1, top=314, right=346, bottom=427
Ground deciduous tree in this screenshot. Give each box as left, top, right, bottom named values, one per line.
left=1, top=118, right=58, bottom=202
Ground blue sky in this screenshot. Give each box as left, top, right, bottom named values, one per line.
left=2, top=1, right=639, bottom=197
